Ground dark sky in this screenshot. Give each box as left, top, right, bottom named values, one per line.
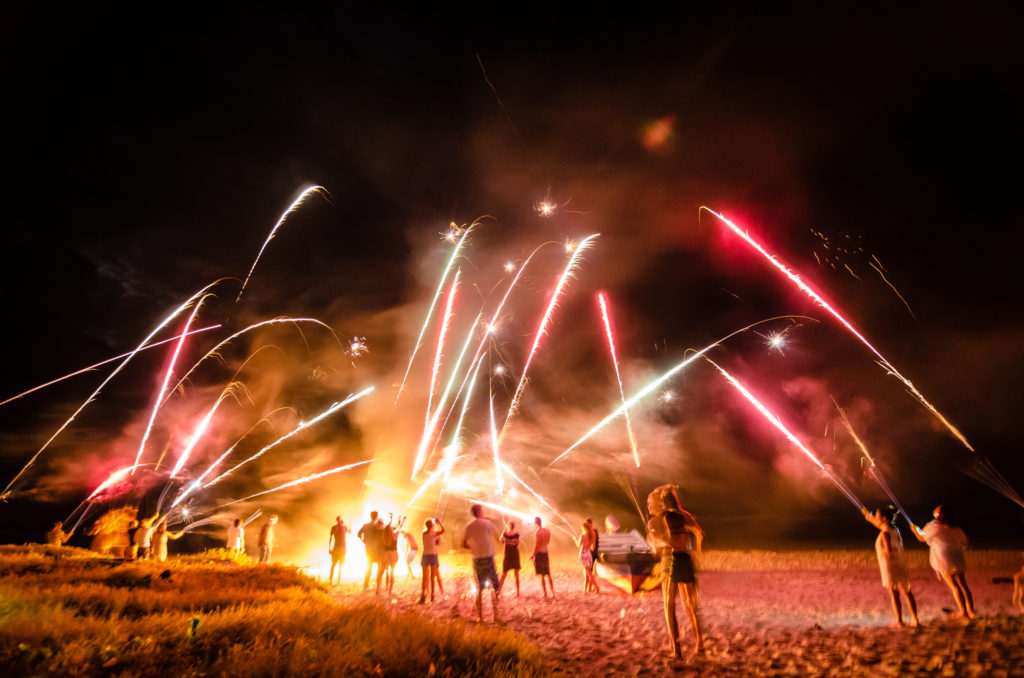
left=2, top=2, right=1023, bottom=549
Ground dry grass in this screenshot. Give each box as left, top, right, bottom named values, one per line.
left=0, top=544, right=545, bottom=677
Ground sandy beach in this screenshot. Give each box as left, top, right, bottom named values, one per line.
left=334, top=549, right=1024, bottom=676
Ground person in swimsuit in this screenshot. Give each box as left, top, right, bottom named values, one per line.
left=646, top=484, right=705, bottom=657
left=498, top=520, right=522, bottom=597
left=912, top=505, right=975, bottom=618
left=531, top=516, right=555, bottom=598
left=418, top=518, right=445, bottom=603
left=577, top=521, right=600, bottom=593
left=863, top=506, right=919, bottom=626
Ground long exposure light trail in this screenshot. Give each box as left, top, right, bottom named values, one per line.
left=489, top=391, right=504, bottom=494
left=205, top=386, right=374, bottom=487
left=550, top=316, right=811, bottom=467
left=86, top=465, right=139, bottom=500
left=503, top=234, right=599, bottom=435
left=2, top=279, right=229, bottom=497
left=395, top=221, right=479, bottom=405
left=236, top=185, right=327, bottom=302
left=133, top=294, right=213, bottom=473
left=832, top=398, right=911, bottom=525
left=704, top=357, right=864, bottom=510
left=701, top=207, right=973, bottom=452
left=216, top=459, right=374, bottom=508
left=0, top=325, right=221, bottom=409
left=597, top=292, right=640, bottom=467
left=168, top=383, right=243, bottom=478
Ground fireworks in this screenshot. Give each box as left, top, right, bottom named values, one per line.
left=236, top=185, right=328, bottom=302
left=704, top=357, right=864, bottom=511
left=215, top=459, right=374, bottom=508
left=597, top=292, right=640, bottom=468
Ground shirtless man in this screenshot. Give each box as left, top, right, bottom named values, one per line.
left=531, top=516, right=555, bottom=598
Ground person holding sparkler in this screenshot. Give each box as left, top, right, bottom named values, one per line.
left=498, top=520, right=521, bottom=597
left=862, top=506, right=920, bottom=626
left=646, top=484, right=705, bottom=657
left=151, top=520, right=184, bottom=562
left=531, top=516, right=555, bottom=598
left=462, top=504, right=501, bottom=623
left=328, top=516, right=349, bottom=585
left=912, top=505, right=975, bottom=619
left=45, top=521, right=74, bottom=546
left=418, top=518, right=445, bottom=604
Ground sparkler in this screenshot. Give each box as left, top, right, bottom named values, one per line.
left=597, top=293, right=640, bottom=467
left=701, top=207, right=973, bottom=451
left=2, top=279, right=229, bottom=497
left=503, top=234, right=599, bottom=434
left=133, top=294, right=213, bottom=473
left=550, top=316, right=813, bottom=467
left=0, top=325, right=221, bottom=409
left=204, top=387, right=374, bottom=487
left=832, top=398, right=912, bottom=525
left=704, top=357, right=864, bottom=511
left=214, top=459, right=374, bottom=508
left=394, top=220, right=479, bottom=405
left=236, top=185, right=328, bottom=302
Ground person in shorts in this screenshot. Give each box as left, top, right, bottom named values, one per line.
left=462, top=504, right=500, bottom=622
left=419, top=518, right=445, bottom=603
left=531, top=516, right=555, bottom=598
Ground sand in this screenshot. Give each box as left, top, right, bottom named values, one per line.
left=333, top=549, right=1024, bottom=676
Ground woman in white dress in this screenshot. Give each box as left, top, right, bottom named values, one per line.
left=912, top=505, right=975, bottom=618
left=863, top=506, right=919, bottom=626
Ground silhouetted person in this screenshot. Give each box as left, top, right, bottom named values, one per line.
left=328, top=516, right=349, bottom=584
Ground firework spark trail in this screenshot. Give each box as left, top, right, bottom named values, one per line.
left=2, top=280, right=228, bottom=497
left=701, top=207, right=973, bottom=452
left=164, top=318, right=340, bottom=406
left=425, top=243, right=555, bottom=463
left=704, top=357, right=865, bottom=511
left=169, top=410, right=288, bottom=509
left=405, top=454, right=467, bottom=511
left=465, top=498, right=575, bottom=539
left=214, top=459, right=373, bottom=508
left=488, top=390, right=504, bottom=495
left=412, top=310, right=482, bottom=480
left=832, top=398, right=913, bottom=525
left=168, top=383, right=246, bottom=479
left=395, top=222, right=479, bottom=406
left=236, top=185, right=327, bottom=302
left=497, top=461, right=575, bottom=534
left=410, top=273, right=461, bottom=478
left=133, top=295, right=214, bottom=473
left=549, top=316, right=811, bottom=467
left=86, top=465, right=139, bottom=501
left=443, top=357, right=485, bottom=480
left=503, top=234, right=600, bottom=436
left=0, top=325, right=221, bottom=409
left=867, top=261, right=917, bottom=320
left=597, top=293, right=640, bottom=468
left=242, top=509, right=263, bottom=528
left=205, top=387, right=374, bottom=487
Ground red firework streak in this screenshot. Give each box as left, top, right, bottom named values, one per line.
left=597, top=292, right=641, bottom=468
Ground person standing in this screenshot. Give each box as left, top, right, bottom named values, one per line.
left=151, top=520, right=184, bottom=562
left=863, top=506, right=920, bottom=626
left=498, top=520, right=522, bottom=597
left=46, top=521, right=74, bottom=546
left=577, top=521, right=600, bottom=593
left=912, top=505, right=975, bottom=619
left=357, top=511, right=383, bottom=592
left=462, top=504, right=501, bottom=622
left=328, top=516, right=349, bottom=585
left=227, top=518, right=245, bottom=555
left=258, top=515, right=278, bottom=564
left=418, top=518, right=445, bottom=603
left=401, top=528, right=418, bottom=578
left=647, top=484, right=705, bottom=657
left=530, top=516, right=555, bottom=598
left=134, top=510, right=161, bottom=560
left=381, top=515, right=399, bottom=595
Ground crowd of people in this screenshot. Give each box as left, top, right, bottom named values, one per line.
left=48, top=488, right=1024, bottom=660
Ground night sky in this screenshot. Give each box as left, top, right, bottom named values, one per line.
left=2, top=3, right=1023, bottom=551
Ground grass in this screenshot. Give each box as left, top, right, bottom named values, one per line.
left=0, top=544, right=545, bottom=677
